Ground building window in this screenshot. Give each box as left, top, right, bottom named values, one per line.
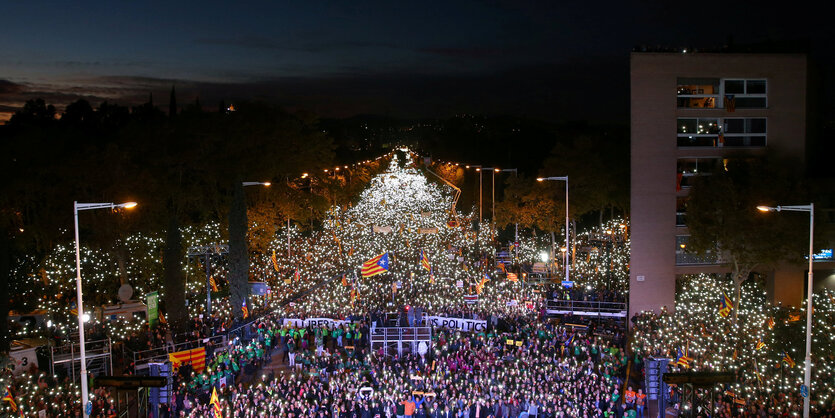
left=677, top=118, right=721, bottom=147
left=677, top=78, right=720, bottom=108
left=723, top=79, right=767, bottom=109
left=677, top=157, right=721, bottom=189
left=676, top=235, right=718, bottom=265
left=722, top=118, right=766, bottom=147
left=677, top=118, right=766, bottom=148
left=676, top=197, right=688, bottom=226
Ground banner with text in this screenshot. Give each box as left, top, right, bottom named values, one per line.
left=282, top=318, right=355, bottom=329
left=424, top=316, right=487, bottom=332
left=146, top=291, right=159, bottom=328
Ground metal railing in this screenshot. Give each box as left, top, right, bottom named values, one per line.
left=370, top=327, right=432, bottom=343
left=50, top=338, right=113, bottom=383
left=131, top=333, right=227, bottom=367
left=370, top=327, right=432, bottom=357
left=227, top=320, right=257, bottom=343
left=546, top=299, right=627, bottom=318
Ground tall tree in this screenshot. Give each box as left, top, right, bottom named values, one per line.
left=228, top=180, right=249, bottom=320
left=162, top=214, right=187, bottom=332
left=538, top=133, right=629, bottom=222
left=686, top=153, right=808, bottom=317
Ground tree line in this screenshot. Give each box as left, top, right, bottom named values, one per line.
left=0, top=96, right=338, bottom=350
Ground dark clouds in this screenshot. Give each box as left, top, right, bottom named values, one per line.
left=0, top=79, right=24, bottom=95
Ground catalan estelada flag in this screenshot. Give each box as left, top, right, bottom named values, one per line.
left=209, top=276, right=218, bottom=292
left=782, top=352, right=795, bottom=368
left=564, top=334, right=575, bottom=347
left=169, top=347, right=206, bottom=372
left=719, top=292, right=733, bottom=317
left=362, top=252, right=390, bottom=278
left=475, top=273, right=491, bottom=294
left=674, top=347, right=693, bottom=368
left=3, top=388, right=18, bottom=413
left=507, top=272, right=518, bottom=282
left=210, top=387, right=222, bottom=418
left=241, top=300, right=249, bottom=319
left=420, top=250, right=431, bottom=272
left=766, top=317, right=775, bottom=329
left=755, top=339, right=765, bottom=351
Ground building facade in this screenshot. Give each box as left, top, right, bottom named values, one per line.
left=629, top=52, right=812, bottom=317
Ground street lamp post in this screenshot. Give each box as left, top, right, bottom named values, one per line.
left=757, top=203, right=814, bottom=418
left=537, top=177, right=570, bottom=284
left=74, top=201, right=137, bottom=418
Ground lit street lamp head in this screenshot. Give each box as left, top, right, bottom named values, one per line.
left=119, top=202, right=138, bottom=209
left=757, top=205, right=776, bottom=212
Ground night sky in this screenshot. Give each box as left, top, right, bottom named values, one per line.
left=1, top=1, right=832, bottom=123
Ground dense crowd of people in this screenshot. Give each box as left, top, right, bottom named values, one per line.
left=170, top=308, right=633, bottom=418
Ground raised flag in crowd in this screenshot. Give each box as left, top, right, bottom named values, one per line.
left=210, top=386, right=222, bottom=418
left=361, top=252, right=390, bottom=278
left=420, top=250, right=431, bottom=272
left=719, top=291, right=733, bottom=317
left=2, top=388, right=18, bottom=413
left=674, top=347, right=693, bottom=368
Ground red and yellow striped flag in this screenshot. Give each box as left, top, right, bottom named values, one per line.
left=782, top=352, right=795, bottom=368
left=169, top=347, right=206, bottom=372
left=3, top=388, right=18, bottom=413
left=210, top=387, right=222, bottom=418
left=362, top=253, right=390, bottom=278
left=271, top=250, right=279, bottom=272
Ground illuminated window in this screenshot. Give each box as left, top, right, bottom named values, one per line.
left=676, top=118, right=720, bottom=147
left=677, top=78, right=720, bottom=108
left=677, top=118, right=766, bottom=148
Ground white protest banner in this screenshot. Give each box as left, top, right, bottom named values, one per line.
left=283, top=318, right=353, bottom=329
left=372, top=225, right=393, bottom=234
left=424, top=316, right=487, bottom=332
left=9, top=346, right=37, bottom=376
